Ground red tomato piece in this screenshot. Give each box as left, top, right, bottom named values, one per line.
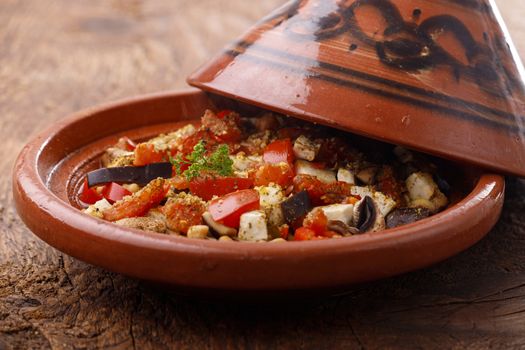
left=254, top=163, right=295, bottom=187
left=263, top=139, right=294, bottom=165
left=208, top=189, right=260, bottom=228
left=79, top=179, right=102, bottom=205
left=293, top=174, right=325, bottom=205
left=163, top=195, right=206, bottom=234
left=179, top=130, right=215, bottom=156
left=103, top=178, right=168, bottom=221
left=133, top=143, right=166, bottom=166
left=189, top=177, right=254, bottom=201
left=294, top=227, right=316, bottom=241
left=302, top=208, right=328, bottom=236
left=202, top=110, right=242, bottom=142
left=101, top=182, right=132, bottom=204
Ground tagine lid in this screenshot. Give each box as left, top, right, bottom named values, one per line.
left=188, top=0, right=525, bottom=177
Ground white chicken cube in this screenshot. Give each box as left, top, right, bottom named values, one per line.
left=406, top=172, right=435, bottom=201
left=295, top=160, right=336, bottom=184
left=255, top=184, right=286, bottom=227
left=84, top=198, right=112, bottom=219
left=337, top=168, right=356, bottom=185
left=320, top=204, right=355, bottom=225
left=255, top=184, right=285, bottom=207
left=238, top=211, right=268, bottom=242
left=231, top=153, right=263, bottom=172
left=293, top=135, right=320, bottom=161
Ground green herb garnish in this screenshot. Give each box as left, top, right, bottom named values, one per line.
left=171, top=141, right=234, bottom=180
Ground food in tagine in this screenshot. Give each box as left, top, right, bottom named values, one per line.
left=80, top=110, right=450, bottom=242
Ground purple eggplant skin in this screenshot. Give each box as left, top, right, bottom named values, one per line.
left=281, top=190, right=312, bottom=226
left=356, top=196, right=377, bottom=232
left=86, top=162, right=173, bottom=187
left=385, top=207, right=431, bottom=229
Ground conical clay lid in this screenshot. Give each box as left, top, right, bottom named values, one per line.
left=188, top=0, right=525, bottom=177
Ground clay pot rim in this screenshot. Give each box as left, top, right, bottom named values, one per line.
left=13, top=89, right=505, bottom=258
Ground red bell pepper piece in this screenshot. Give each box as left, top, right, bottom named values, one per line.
left=263, top=139, right=294, bottom=165
left=79, top=179, right=103, bottom=205
left=208, top=189, right=260, bottom=228
left=101, top=182, right=132, bottom=204
left=189, top=177, right=254, bottom=201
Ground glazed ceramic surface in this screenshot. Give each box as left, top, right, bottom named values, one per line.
left=13, top=90, right=505, bottom=292
left=188, top=0, right=525, bottom=177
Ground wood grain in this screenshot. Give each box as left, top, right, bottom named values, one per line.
left=1, top=1, right=524, bottom=349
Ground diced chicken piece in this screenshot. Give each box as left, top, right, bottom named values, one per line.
left=84, top=198, right=112, bottom=219
left=202, top=212, right=237, bottom=237
left=337, top=168, right=355, bottom=185
left=122, top=183, right=141, bottom=193
left=187, top=225, right=210, bottom=239
left=293, top=135, right=320, bottom=161
left=255, top=184, right=285, bottom=207
left=101, top=148, right=134, bottom=168
left=238, top=210, right=268, bottom=241
left=406, top=172, right=448, bottom=213
left=255, top=184, right=286, bottom=227
left=350, top=186, right=397, bottom=217
left=406, top=172, right=435, bottom=200
left=295, top=160, right=336, bottom=184
left=319, top=204, right=355, bottom=226
left=115, top=216, right=167, bottom=233
left=231, top=153, right=263, bottom=172
left=150, top=124, right=197, bottom=152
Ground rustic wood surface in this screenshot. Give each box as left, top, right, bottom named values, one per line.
left=1, top=1, right=525, bottom=349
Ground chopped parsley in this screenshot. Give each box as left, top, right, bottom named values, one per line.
left=171, top=141, right=234, bottom=180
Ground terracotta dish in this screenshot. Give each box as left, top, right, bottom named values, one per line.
left=13, top=90, right=504, bottom=292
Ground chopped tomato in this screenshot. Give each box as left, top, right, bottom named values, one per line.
left=189, top=176, right=254, bottom=201
left=134, top=143, right=165, bottom=166
left=294, top=227, right=316, bottom=241
left=263, top=139, right=294, bottom=165
left=254, top=163, right=294, bottom=187
left=179, top=130, right=215, bottom=155
left=79, top=179, right=102, bottom=205
left=208, top=189, right=260, bottom=228
left=302, top=208, right=328, bottom=236
left=293, top=174, right=325, bottom=205
left=376, top=166, right=403, bottom=202
left=163, top=195, right=206, bottom=233
left=103, top=178, right=168, bottom=221
left=167, top=175, right=190, bottom=191
left=202, top=110, right=242, bottom=143
left=321, top=181, right=354, bottom=205
left=101, top=182, right=132, bottom=204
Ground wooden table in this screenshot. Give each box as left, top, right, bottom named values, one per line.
left=1, top=1, right=524, bottom=348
